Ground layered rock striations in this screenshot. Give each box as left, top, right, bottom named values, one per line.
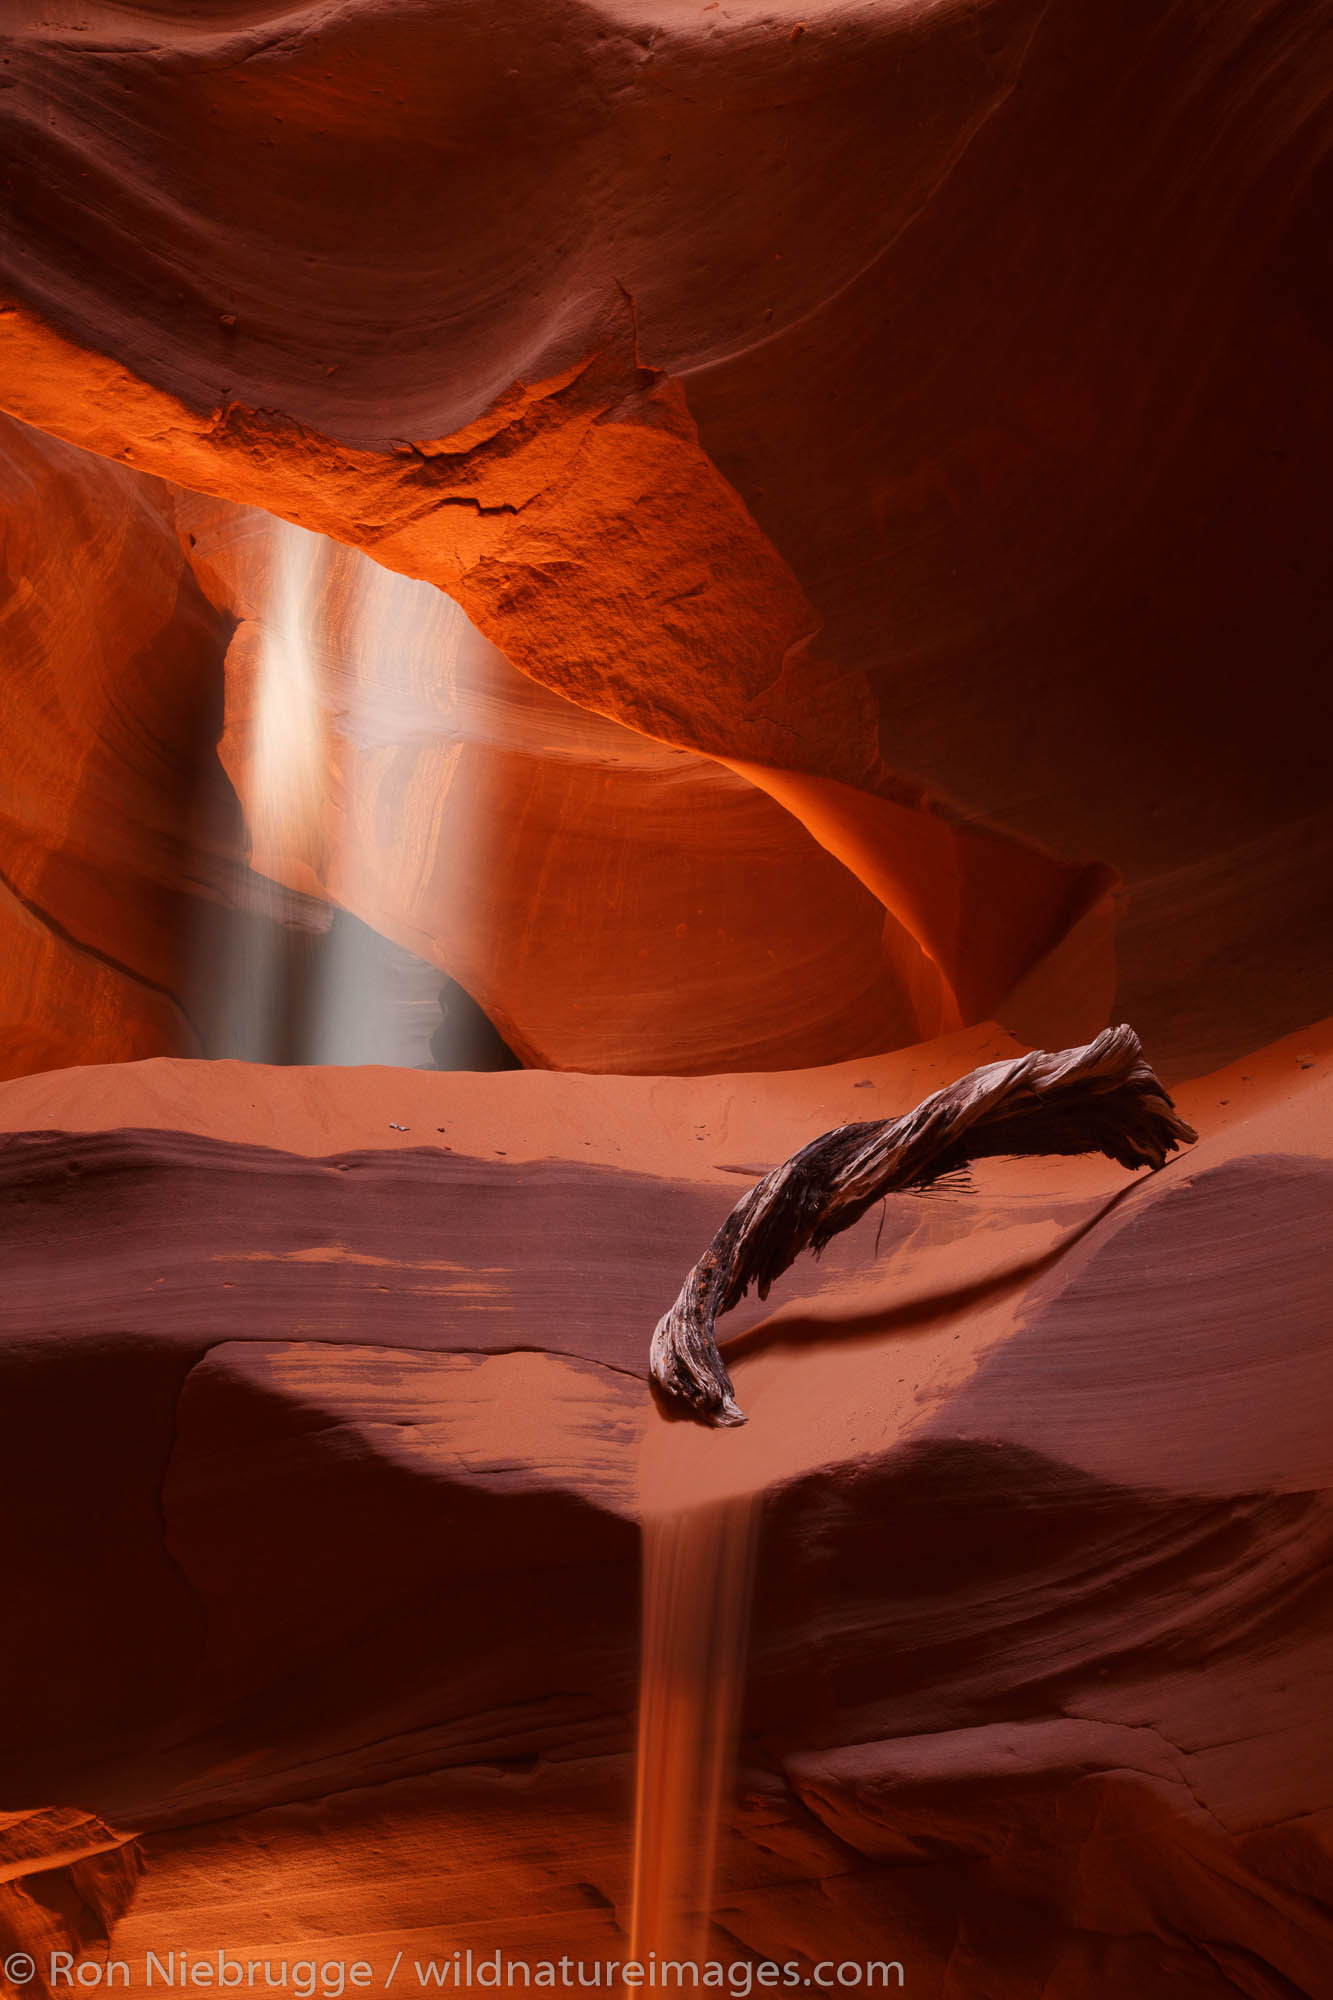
left=0, top=397, right=1116, bottom=1077
left=2, top=0, right=1329, bottom=1072
left=0, top=414, right=229, bottom=1077
left=175, top=487, right=931, bottom=1073
left=0, top=1, right=1328, bottom=1993
left=0, top=1025, right=1329, bottom=1992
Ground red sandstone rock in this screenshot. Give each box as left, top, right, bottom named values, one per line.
left=0, top=415, right=230, bottom=1077
left=0, top=393, right=1104, bottom=1074
left=173, top=486, right=932, bottom=1072
left=1, top=0, right=1327, bottom=1070
left=0, top=1025, right=1328, bottom=1993
left=0, top=3, right=1328, bottom=1991
left=0, top=312, right=1108, bottom=1053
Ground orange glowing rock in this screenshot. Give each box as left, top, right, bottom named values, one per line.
left=0, top=1, right=1327, bottom=1990
left=0, top=1023, right=1328, bottom=1991
left=0, top=416, right=231, bottom=1079
left=175, top=486, right=934, bottom=1073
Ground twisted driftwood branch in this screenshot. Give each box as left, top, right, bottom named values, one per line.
left=651, top=1025, right=1196, bottom=1426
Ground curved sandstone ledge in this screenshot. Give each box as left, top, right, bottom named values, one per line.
left=0, top=1020, right=1329, bottom=1993
left=0, top=3, right=1327, bottom=1986
left=0, top=308, right=1111, bottom=1055
left=0, top=402, right=1105, bottom=1083
left=2, top=0, right=1329, bottom=1078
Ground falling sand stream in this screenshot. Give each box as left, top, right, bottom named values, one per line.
left=629, top=1494, right=763, bottom=1964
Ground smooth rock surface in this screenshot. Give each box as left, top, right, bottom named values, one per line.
left=175, top=486, right=934, bottom=1072
left=0, top=1022, right=1328, bottom=1994
left=2, top=0, right=1327, bottom=1070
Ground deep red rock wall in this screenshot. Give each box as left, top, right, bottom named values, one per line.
left=2, top=0, right=1326, bottom=1074
left=0, top=1, right=1328, bottom=1992
left=0, top=1028, right=1328, bottom=1994
left=0, top=414, right=230, bottom=1077
left=174, top=487, right=934, bottom=1073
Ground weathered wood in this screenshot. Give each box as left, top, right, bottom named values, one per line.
left=651, top=1025, right=1197, bottom=1426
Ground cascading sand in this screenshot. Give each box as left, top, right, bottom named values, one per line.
left=629, top=1495, right=762, bottom=1967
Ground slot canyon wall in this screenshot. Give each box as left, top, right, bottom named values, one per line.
left=0, top=1, right=1330, bottom=1996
